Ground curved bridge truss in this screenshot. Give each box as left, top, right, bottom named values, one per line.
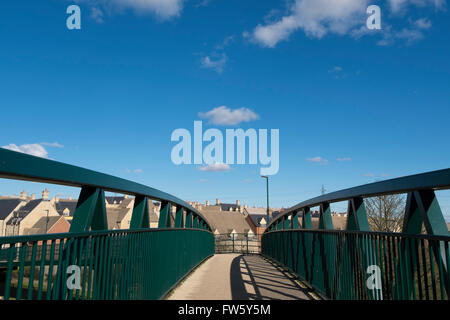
left=0, top=149, right=214, bottom=300
left=262, top=169, right=450, bottom=300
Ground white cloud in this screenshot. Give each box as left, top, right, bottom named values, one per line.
left=198, top=162, right=231, bottom=172
left=377, top=18, right=433, bottom=46
left=195, top=0, right=211, bottom=8
left=134, top=169, right=143, bottom=173
left=364, top=173, right=390, bottom=178
left=215, top=35, right=235, bottom=50
left=249, top=0, right=445, bottom=47
left=90, top=7, right=105, bottom=23
left=80, top=0, right=185, bottom=21
left=337, top=157, right=352, bottom=161
left=250, top=0, right=371, bottom=48
left=388, top=0, right=445, bottom=13
left=41, top=142, right=64, bottom=148
left=201, top=54, right=228, bottom=73
left=199, top=106, right=259, bottom=126
left=329, top=66, right=343, bottom=73
left=307, top=156, right=329, bottom=164
left=415, top=18, right=432, bottom=29
left=2, top=143, right=49, bottom=158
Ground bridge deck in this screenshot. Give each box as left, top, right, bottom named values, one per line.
left=167, top=254, right=316, bottom=300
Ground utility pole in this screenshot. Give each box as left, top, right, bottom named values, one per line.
left=261, top=176, right=270, bottom=225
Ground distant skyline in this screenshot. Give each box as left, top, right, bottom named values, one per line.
left=0, top=1, right=449, bottom=220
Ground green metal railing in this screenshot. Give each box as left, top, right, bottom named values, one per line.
left=262, top=169, right=450, bottom=300
left=0, top=148, right=214, bottom=300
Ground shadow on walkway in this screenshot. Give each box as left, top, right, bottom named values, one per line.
left=230, top=255, right=315, bottom=300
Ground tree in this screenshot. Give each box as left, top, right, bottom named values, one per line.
left=364, top=194, right=405, bottom=232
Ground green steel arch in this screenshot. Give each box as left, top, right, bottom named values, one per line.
left=0, top=148, right=214, bottom=300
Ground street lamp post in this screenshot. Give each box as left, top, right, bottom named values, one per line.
left=261, top=176, right=270, bottom=225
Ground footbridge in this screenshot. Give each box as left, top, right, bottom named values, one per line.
left=0, top=148, right=449, bottom=300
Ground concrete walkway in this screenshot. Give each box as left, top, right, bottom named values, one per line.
left=167, top=254, right=316, bottom=300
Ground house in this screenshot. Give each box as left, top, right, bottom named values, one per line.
left=0, top=198, right=26, bottom=236
left=197, top=203, right=253, bottom=238
left=53, top=197, right=78, bottom=223
left=189, top=199, right=244, bottom=214
left=245, top=214, right=268, bottom=236
left=106, top=196, right=134, bottom=230
left=4, top=189, right=60, bottom=236
left=23, top=215, right=71, bottom=235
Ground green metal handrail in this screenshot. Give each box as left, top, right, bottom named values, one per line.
left=265, top=168, right=450, bottom=234
left=262, top=169, right=450, bottom=300
left=0, top=148, right=212, bottom=231
left=0, top=148, right=215, bottom=300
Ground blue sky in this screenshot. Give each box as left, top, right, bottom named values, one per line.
left=0, top=0, right=449, bottom=218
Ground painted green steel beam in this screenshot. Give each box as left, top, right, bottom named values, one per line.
left=401, top=190, right=449, bottom=298
left=265, top=167, right=450, bottom=232
left=193, top=216, right=199, bottom=229
left=302, top=207, right=312, bottom=229
left=283, top=216, right=290, bottom=229
left=174, top=206, right=184, bottom=229
left=346, top=197, right=370, bottom=231
left=402, top=189, right=449, bottom=236
left=70, top=187, right=108, bottom=232
left=158, top=201, right=171, bottom=229
left=130, top=196, right=150, bottom=229
left=292, top=211, right=299, bottom=229
left=185, top=211, right=193, bottom=228
left=319, top=203, right=333, bottom=230
left=0, top=148, right=213, bottom=231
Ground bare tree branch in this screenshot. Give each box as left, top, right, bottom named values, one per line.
left=364, top=194, right=405, bottom=232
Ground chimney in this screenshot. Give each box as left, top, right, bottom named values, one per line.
left=206, top=200, right=210, bottom=206
left=68, top=196, right=73, bottom=200
left=31, top=193, right=36, bottom=200
left=216, top=198, right=220, bottom=205
left=55, top=195, right=60, bottom=202
left=236, top=200, right=240, bottom=206
left=42, top=188, right=49, bottom=201
left=20, top=190, right=27, bottom=200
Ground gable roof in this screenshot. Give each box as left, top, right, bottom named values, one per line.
left=25, top=216, right=64, bottom=235
left=6, top=199, right=42, bottom=225
left=199, top=209, right=251, bottom=234
left=248, top=214, right=267, bottom=227
left=220, top=203, right=241, bottom=212
left=55, top=200, right=78, bottom=216
left=244, top=207, right=267, bottom=215
left=0, top=199, right=22, bottom=219
left=107, top=207, right=132, bottom=229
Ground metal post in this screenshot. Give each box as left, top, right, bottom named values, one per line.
left=261, top=176, right=270, bottom=224
left=246, top=235, right=249, bottom=254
